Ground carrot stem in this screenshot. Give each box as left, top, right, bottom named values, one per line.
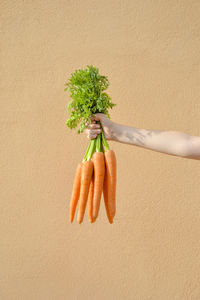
left=102, top=132, right=109, bottom=151
left=83, top=140, right=91, bottom=162
left=83, top=139, right=96, bottom=162
left=96, top=133, right=101, bottom=152
left=100, top=135, right=105, bottom=153
left=87, top=139, right=96, bottom=161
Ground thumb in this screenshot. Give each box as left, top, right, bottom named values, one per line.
left=94, top=113, right=106, bottom=121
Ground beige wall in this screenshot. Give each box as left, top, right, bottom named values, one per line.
left=1, top=1, right=200, bottom=299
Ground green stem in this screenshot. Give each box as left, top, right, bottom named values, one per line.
left=100, top=135, right=105, bottom=153
left=96, top=120, right=109, bottom=152
left=82, top=139, right=96, bottom=162
left=96, top=133, right=101, bottom=152
left=83, top=140, right=92, bottom=161
left=101, top=131, right=109, bottom=151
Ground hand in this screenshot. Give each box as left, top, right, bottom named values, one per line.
left=85, top=113, right=115, bottom=141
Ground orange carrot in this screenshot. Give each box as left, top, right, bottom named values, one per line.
left=92, top=152, right=105, bottom=220
left=103, top=168, right=113, bottom=224
left=104, top=150, right=117, bottom=218
left=88, top=172, right=95, bottom=223
left=69, top=163, right=82, bottom=223
left=77, top=161, right=93, bottom=224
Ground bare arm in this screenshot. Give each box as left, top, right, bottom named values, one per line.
left=112, top=123, right=200, bottom=160
left=85, top=114, right=200, bottom=160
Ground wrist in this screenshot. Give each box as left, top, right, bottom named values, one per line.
left=110, top=123, right=143, bottom=145
left=110, top=123, right=122, bottom=141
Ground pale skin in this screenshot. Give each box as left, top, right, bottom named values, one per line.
left=85, top=113, right=200, bottom=161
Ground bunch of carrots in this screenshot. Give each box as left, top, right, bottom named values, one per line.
left=64, top=65, right=117, bottom=224
left=69, top=128, right=116, bottom=224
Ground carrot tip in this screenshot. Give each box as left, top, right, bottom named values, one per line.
left=92, top=214, right=98, bottom=220
left=77, top=218, right=83, bottom=224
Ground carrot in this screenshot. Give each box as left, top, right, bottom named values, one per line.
left=103, top=168, right=113, bottom=224
left=69, top=163, right=82, bottom=223
left=104, top=150, right=117, bottom=218
left=88, top=172, right=95, bottom=223
left=77, top=160, right=94, bottom=224
left=92, top=152, right=105, bottom=220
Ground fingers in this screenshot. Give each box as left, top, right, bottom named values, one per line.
left=85, top=128, right=101, bottom=140
left=90, top=113, right=107, bottom=122
left=86, top=113, right=108, bottom=140
left=86, top=119, right=96, bottom=126
left=87, top=123, right=100, bottom=129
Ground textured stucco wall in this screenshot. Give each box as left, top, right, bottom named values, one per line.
left=1, top=1, right=200, bottom=299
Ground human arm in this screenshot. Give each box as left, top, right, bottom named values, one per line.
left=85, top=114, right=200, bottom=160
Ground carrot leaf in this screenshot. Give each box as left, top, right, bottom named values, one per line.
left=64, top=65, right=116, bottom=133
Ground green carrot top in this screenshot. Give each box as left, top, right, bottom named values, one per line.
left=64, top=65, right=116, bottom=134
